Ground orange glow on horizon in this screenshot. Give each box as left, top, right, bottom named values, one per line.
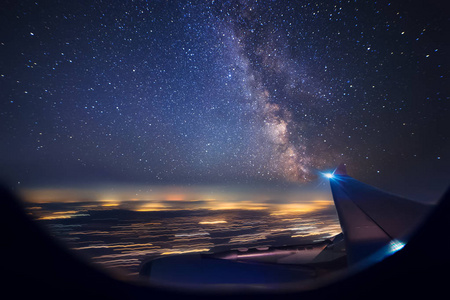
left=102, top=203, right=119, bottom=207
left=133, top=203, right=168, bottom=212
left=165, top=194, right=186, bottom=201
left=270, top=200, right=335, bottom=215
left=20, top=185, right=335, bottom=218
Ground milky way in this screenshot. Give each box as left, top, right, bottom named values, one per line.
left=0, top=0, right=448, bottom=198
left=216, top=3, right=325, bottom=182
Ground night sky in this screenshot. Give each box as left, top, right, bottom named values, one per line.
left=1, top=0, right=448, bottom=201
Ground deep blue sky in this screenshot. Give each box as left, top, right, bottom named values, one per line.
left=1, top=0, right=448, bottom=201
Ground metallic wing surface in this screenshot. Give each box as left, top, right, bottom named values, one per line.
left=329, top=164, right=431, bottom=265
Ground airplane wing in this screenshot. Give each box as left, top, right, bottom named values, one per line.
left=329, top=164, right=431, bottom=265
left=140, top=164, right=433, bottom=286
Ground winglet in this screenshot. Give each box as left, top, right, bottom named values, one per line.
left=334, top=163, right=347, bottom=176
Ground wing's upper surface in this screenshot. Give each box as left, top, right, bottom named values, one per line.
left=329, top=164, right=431, bottom=265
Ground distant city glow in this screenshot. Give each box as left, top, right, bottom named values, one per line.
left=198, top=220, right=228, bottom=225
left=22, top=185, right=341, bottom=277
left=161, top=248, right=211, bottom=256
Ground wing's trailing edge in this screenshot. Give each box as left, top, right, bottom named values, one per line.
left=329, top=164, right=431, bottom=265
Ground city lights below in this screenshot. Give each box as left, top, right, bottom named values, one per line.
left=198, top=220, right=228, bottom=225
left=20, top=182, right=339, bottom=279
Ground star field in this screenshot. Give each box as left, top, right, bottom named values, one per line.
left=0, top=0, right=448, bottom=199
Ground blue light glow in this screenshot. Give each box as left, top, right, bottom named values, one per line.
left=387, top=239, right=406, bottom=254
left=324, top=173, right=334, bottom=179
left=367, top=239, right=407, bottom=264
